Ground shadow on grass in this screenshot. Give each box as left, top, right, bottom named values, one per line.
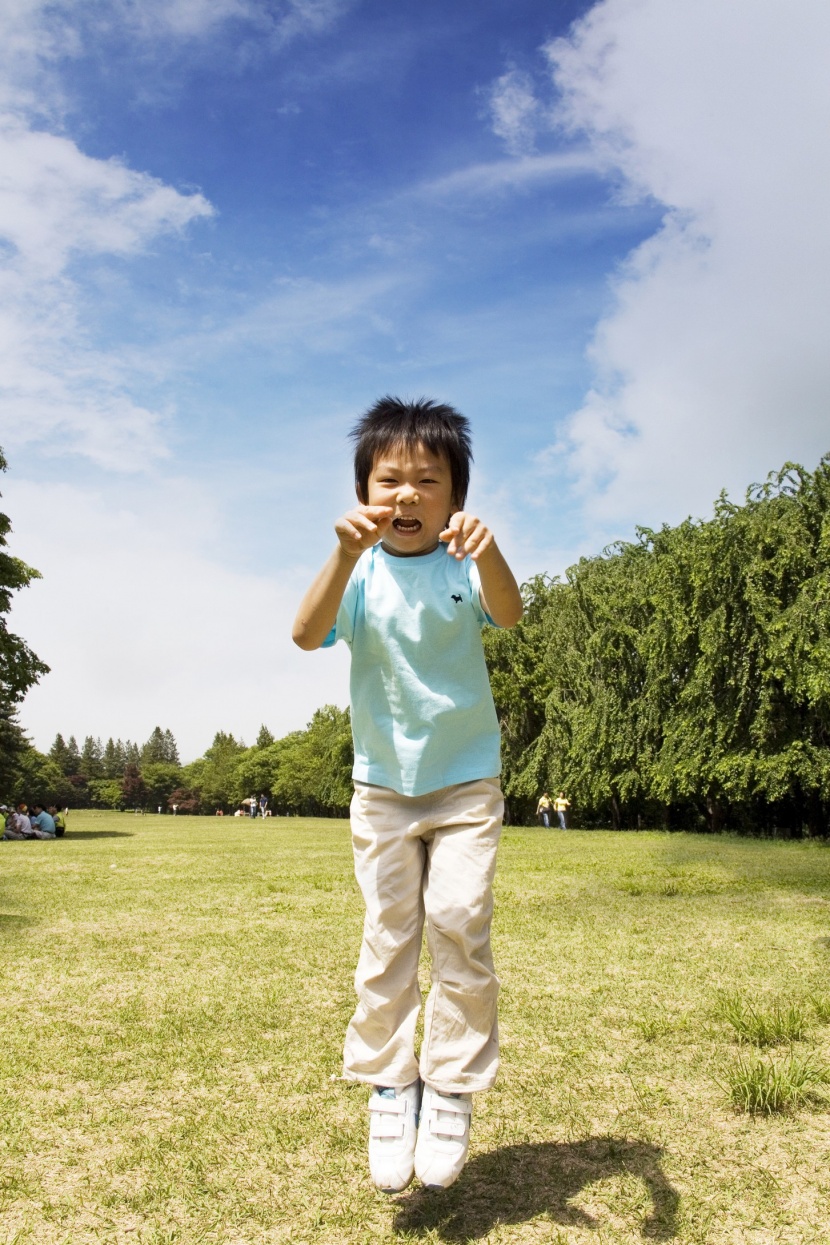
left=63, top=831, right=135, bottom=839
left=393, top=1136, right=679, bottom=1241
left=0, top=912, right=36, bottom=927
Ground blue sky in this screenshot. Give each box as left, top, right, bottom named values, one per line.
left=3, top=0, right=830, bottom=759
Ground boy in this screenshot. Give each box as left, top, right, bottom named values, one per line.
left=292, top=397, right=522, bottom=1192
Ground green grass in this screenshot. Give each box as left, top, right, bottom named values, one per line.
left=3, top=815, right=830, bottom=1243
left=721, top=1052, right=830, bottom=1114
left=715, top=993, right=811, bottom=1045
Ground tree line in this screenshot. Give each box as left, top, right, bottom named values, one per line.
left=485, top=456, right=830, bottom=835
left=25, top=710, right=353, bottom=817
left=3, top=444, right=829, bottom=833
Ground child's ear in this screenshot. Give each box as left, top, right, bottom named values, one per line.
left=355, top=481, right=366, bottom=505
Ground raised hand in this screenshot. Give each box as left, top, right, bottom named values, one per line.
left=439, top=512, right=494, bottom=562
left=335, top=505, right=394, bottom=559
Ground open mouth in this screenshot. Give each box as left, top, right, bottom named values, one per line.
left=392, top=516, right=422, bottom=533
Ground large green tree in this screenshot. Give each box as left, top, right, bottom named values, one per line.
left=0, top=448, right=50, bottom=797
left=519, top=456, right=830, bottom=833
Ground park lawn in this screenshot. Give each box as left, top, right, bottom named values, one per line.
left=2, top=816, right=830, bottom=1243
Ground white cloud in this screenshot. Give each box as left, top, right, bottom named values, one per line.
left=487, top=68, right=541, bottom=156
left=0, top=116, right=213, bottom=276
left=417, top=150, right=596, bottom=199
left=544, top=0, right=830, bottom=532
left=7, top=478, right=350, bottom=760
left=0, top=113, right=213, bottom=468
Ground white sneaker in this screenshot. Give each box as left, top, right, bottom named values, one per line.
left=414, top=1087, right=472, bottom=1189
left=367, top=1081, right=421, bottom=1193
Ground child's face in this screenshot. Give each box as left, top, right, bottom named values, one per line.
left=363, top=442, right=457, bottom=557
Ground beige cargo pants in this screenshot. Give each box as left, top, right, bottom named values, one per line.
left=342, top=776, right=503, bottom=1094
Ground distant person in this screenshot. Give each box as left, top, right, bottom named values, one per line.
left=259, top=793, right=268, bottom=818
left=536, top=792, right=553, bottom=829
left=215, top=808, right=224, bottom=816
left=158, top=804, right=162, bottom=815
left=48, top=806, right=67, bottom=837
left=293, top=396, right=523, bottom=1193
left=249, top=794, right=257, bottom=818
left=30, top=804, right=57, bottom=838
left=171, top=803, right=178, bottom=816
left=553, top=791, right=571, bottom=830
left=4, top=803, right=36, bottom=839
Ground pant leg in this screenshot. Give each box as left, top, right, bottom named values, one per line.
left=558, top=811, right=566, bottom=829
left=420, top=778, right=503, bottom=1094
left=343, top=783, right=426, bottom=1088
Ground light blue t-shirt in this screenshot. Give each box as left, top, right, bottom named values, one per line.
left=323, top=543, right=501, bottom=796
left=32, top=811, right=56, bottom=837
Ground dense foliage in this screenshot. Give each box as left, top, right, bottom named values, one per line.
left=485, top=457, right=830, bottom=834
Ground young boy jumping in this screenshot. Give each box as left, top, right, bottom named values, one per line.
left=292, top=396, right=522, bottom=1192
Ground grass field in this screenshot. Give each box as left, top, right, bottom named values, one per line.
left=2, top=813, right=830, bottom=1244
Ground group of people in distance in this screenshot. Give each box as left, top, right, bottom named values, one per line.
left=1, top=803, right=67, bottom=840
left=226, top=793, right=271, bottom=818
left=536, top=790, right=571, bottom=829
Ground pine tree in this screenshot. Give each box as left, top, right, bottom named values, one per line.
left=102, top=737, right=123, bottom=778
left=65, top=735, right=81, bottom=776
left=256, top=724, right=275, bottom=749
left=50, top=733, right=71, bottom=773
left=141, top=726, right=168, bottom=766
left=124, top=741, right=140, bottom=768
left=162, top=728, right=180, bottom=766
left=80, top=735, right=103, bottom=779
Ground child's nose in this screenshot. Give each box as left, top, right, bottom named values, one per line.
left=397, top=486, right=420, bottom=505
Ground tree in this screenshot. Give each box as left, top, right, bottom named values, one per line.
left=64, top=735, right=82, bottom=776
left=8, top=746, right=72, bottom=807
left=181, top=730, right=246, bottom=812
left=268, top=706, right=353, bottom=815
left=49, top=734, right=71, bottom=773
left=88, top=778, right=125, bottom=810
left=121, top=763, right=148, bottom=809
left=256, top=724, right=275, bottom=749
left=162, top=728, right=180, bottom=766
left=102, top=738, right=126, bottom=778
left=142, top=762, right=181, bottom=810
left=0, top=447, right=49, bottom=797
left=80, top=735, right=103, bottom=779
left=0, top=447, right=49, bottom=709
left=141, top=726, right=180, bottom=767
left=482, top=574, right=558, bottom=822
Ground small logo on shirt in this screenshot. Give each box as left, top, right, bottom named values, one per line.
left=451, top=594, right=463, bottom=604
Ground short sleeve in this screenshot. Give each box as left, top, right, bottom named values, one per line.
left=321, top=564, right=360, bottom=649
left=465, top=558, right=498, bottom=628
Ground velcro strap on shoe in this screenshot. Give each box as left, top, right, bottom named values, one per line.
left=429, top=1094, right=471, bottom=1116
left=428, top=1113, right=467, bottom=1138
left=370, top=1115, right=405, bottom=1139
left=425, top=1093, right=471, bottom=1138
left=368, top=1095, right=406, bottom=1115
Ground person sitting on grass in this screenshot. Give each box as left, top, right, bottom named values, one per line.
left=48, top=806, right=66, bottom=837
left=30, top=803, right=57, bottom=838
left=2, top=803, right=52, bottom=840
left=293, top=396, right=523, bottom=1194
